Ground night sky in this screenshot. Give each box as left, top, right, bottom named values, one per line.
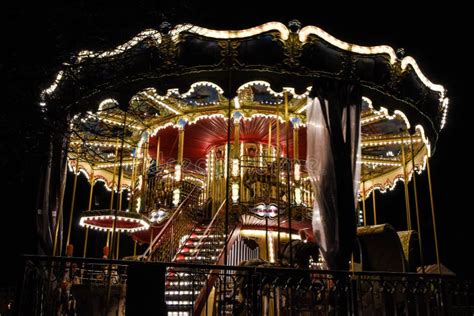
left=1, top=1, right=473, bottom=285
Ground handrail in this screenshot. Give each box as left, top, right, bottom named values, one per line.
left=191, top=199, right=226, bottom=260
left=193, top=224, right=242, bottom=315
left=143, top=183, right=199, bottom=260
left=21, top=255, right=460, bottom=278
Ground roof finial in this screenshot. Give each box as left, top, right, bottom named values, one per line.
left=288, top=19, right=301, bottom=33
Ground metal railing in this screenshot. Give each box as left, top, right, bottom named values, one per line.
left=15, top=255, right=474, bottom=315
left=143, top=183, right=200, bottom=262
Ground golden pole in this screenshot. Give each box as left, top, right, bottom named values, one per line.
left=109, top=138, right=120, bottom=209
left=106, top=231, right=111, bottom=248
left=115, top=171, right=123, bottom=260
left=156, top=136, right=161, bottom=166
left=106, top=138, right=120, bottom=248
left=234, top=119, right=240, bottom=158
left=268, top=119, right=272, bottom=156
left=372, top=189, right=377, bottom=225
left=178, top=127, right=184, bottom=164
left=65, top=159, right=79, bottom=254
left=139, top=140, right=149, bottom=214
left=400, top=132, right=412, bottom=230
left=362, top=182, right=367, bottom=226
left=133, top=240, right=137, bottom=257
left=409, top=133, right=425, bottom=273
left=276, top=101, right=281, bottom=258
left=351, top=253, right=355, bottom=274
left=426, top=158, right=441, bottom=274
left=284, top=91, right=292, bottom=266
left=293, top=122, right=299, bottom=161
left=118, top=175, right=123, bottom=212
left=83, top=171, right=95, bottom=258
left=129, top=156, right=137, bottom=212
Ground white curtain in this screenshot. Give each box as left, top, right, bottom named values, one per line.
left=306, top=80, right=361, bottom=270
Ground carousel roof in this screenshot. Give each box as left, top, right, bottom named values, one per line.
left=40, top=21, right=447, bottom=143
left=43, top=22, right=447, bottom=195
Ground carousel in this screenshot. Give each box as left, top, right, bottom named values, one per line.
left=31, top=20, right=456, bottom=315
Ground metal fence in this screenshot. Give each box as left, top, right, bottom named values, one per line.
left=15, top=255, right=473, bottom=315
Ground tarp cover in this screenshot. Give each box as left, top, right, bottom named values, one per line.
left=306, top=78, right=361, bottom=270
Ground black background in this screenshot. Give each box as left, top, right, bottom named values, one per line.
left=1, top=1, right=473, bottom=285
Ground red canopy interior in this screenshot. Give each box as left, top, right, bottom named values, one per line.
left=148, top=117, right=307, bottom=163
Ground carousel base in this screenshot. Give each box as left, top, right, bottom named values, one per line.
left=17, top=255, right=472, bottom=316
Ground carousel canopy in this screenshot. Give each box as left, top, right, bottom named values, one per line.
left=40, top=21, right=447, bottom=144
left=41, top=21, right=447, bottom=195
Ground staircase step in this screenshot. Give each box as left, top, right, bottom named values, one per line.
left=161, top=221, right=228, bottom=314
left=165, top=293, right=199, bottom=301
left=178, top=247, right=222, bottom=254
left=167, top=281, right=206, bottom=288
left=167, top=311, right=191, bottom=316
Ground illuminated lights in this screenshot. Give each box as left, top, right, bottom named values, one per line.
left=361, top=136, right=422, bottom=147
left=223, top=143, right=228, bottom=178
left=294, top=162, right=301, bottom=181
left=242, top=112, right=285, bottom=123
left=361, top=156, right=401, bottom=167
left=268, top=234, right=275, bottom=263
left=171, top=22, right=290, bottom=42
left=66, top=159, right=133, bottom=191
left=149, top=122, right=175, bottom=136
left=294, top=187, right=302, bottom=205
left=393, top=110, right=410, bottom=129
left=175, top=164, right=182, bottom=182
left=98, top=98, right=119, bottom=111
left=253, top=204, right=278, bottom=218
left=41, top=70, right=64, bottom=98
left=149, top=111, right=287, bottom=139
left=299, top=26, right=397, bottom=64
left=360, top=145, right=429, bottom=198
left=415, top=124, right=431, bottom=157
left=231, top=183, right=239, bottom=203
left=234, top=96, right=241, bottom=109
left=401, top=56, right=446, bottom=96
left=172, top=188, right=180, bottom=207
left=237, top=81, right=310, bottom=99
left=187, top=113, right=226, bottom=125
left=69, top=140, right=132, bottom=149
left=363, top=97, right=412, bottom=129
left=79, top=214, right=150, bottom=233
left=135, top=197, right=141, bottom=213
left=142, top=91, right=182, bottom=115
left=77, top=29, right=162, bottom=62
left=179, top=81, right=224, bottom=98
left=240, top=229, right=300, bottom=240
left=441, top=97, right=449, bottom=130
left=232, top=159, right=239, bottom=177
left=95, top=160, right=137, bottom=169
